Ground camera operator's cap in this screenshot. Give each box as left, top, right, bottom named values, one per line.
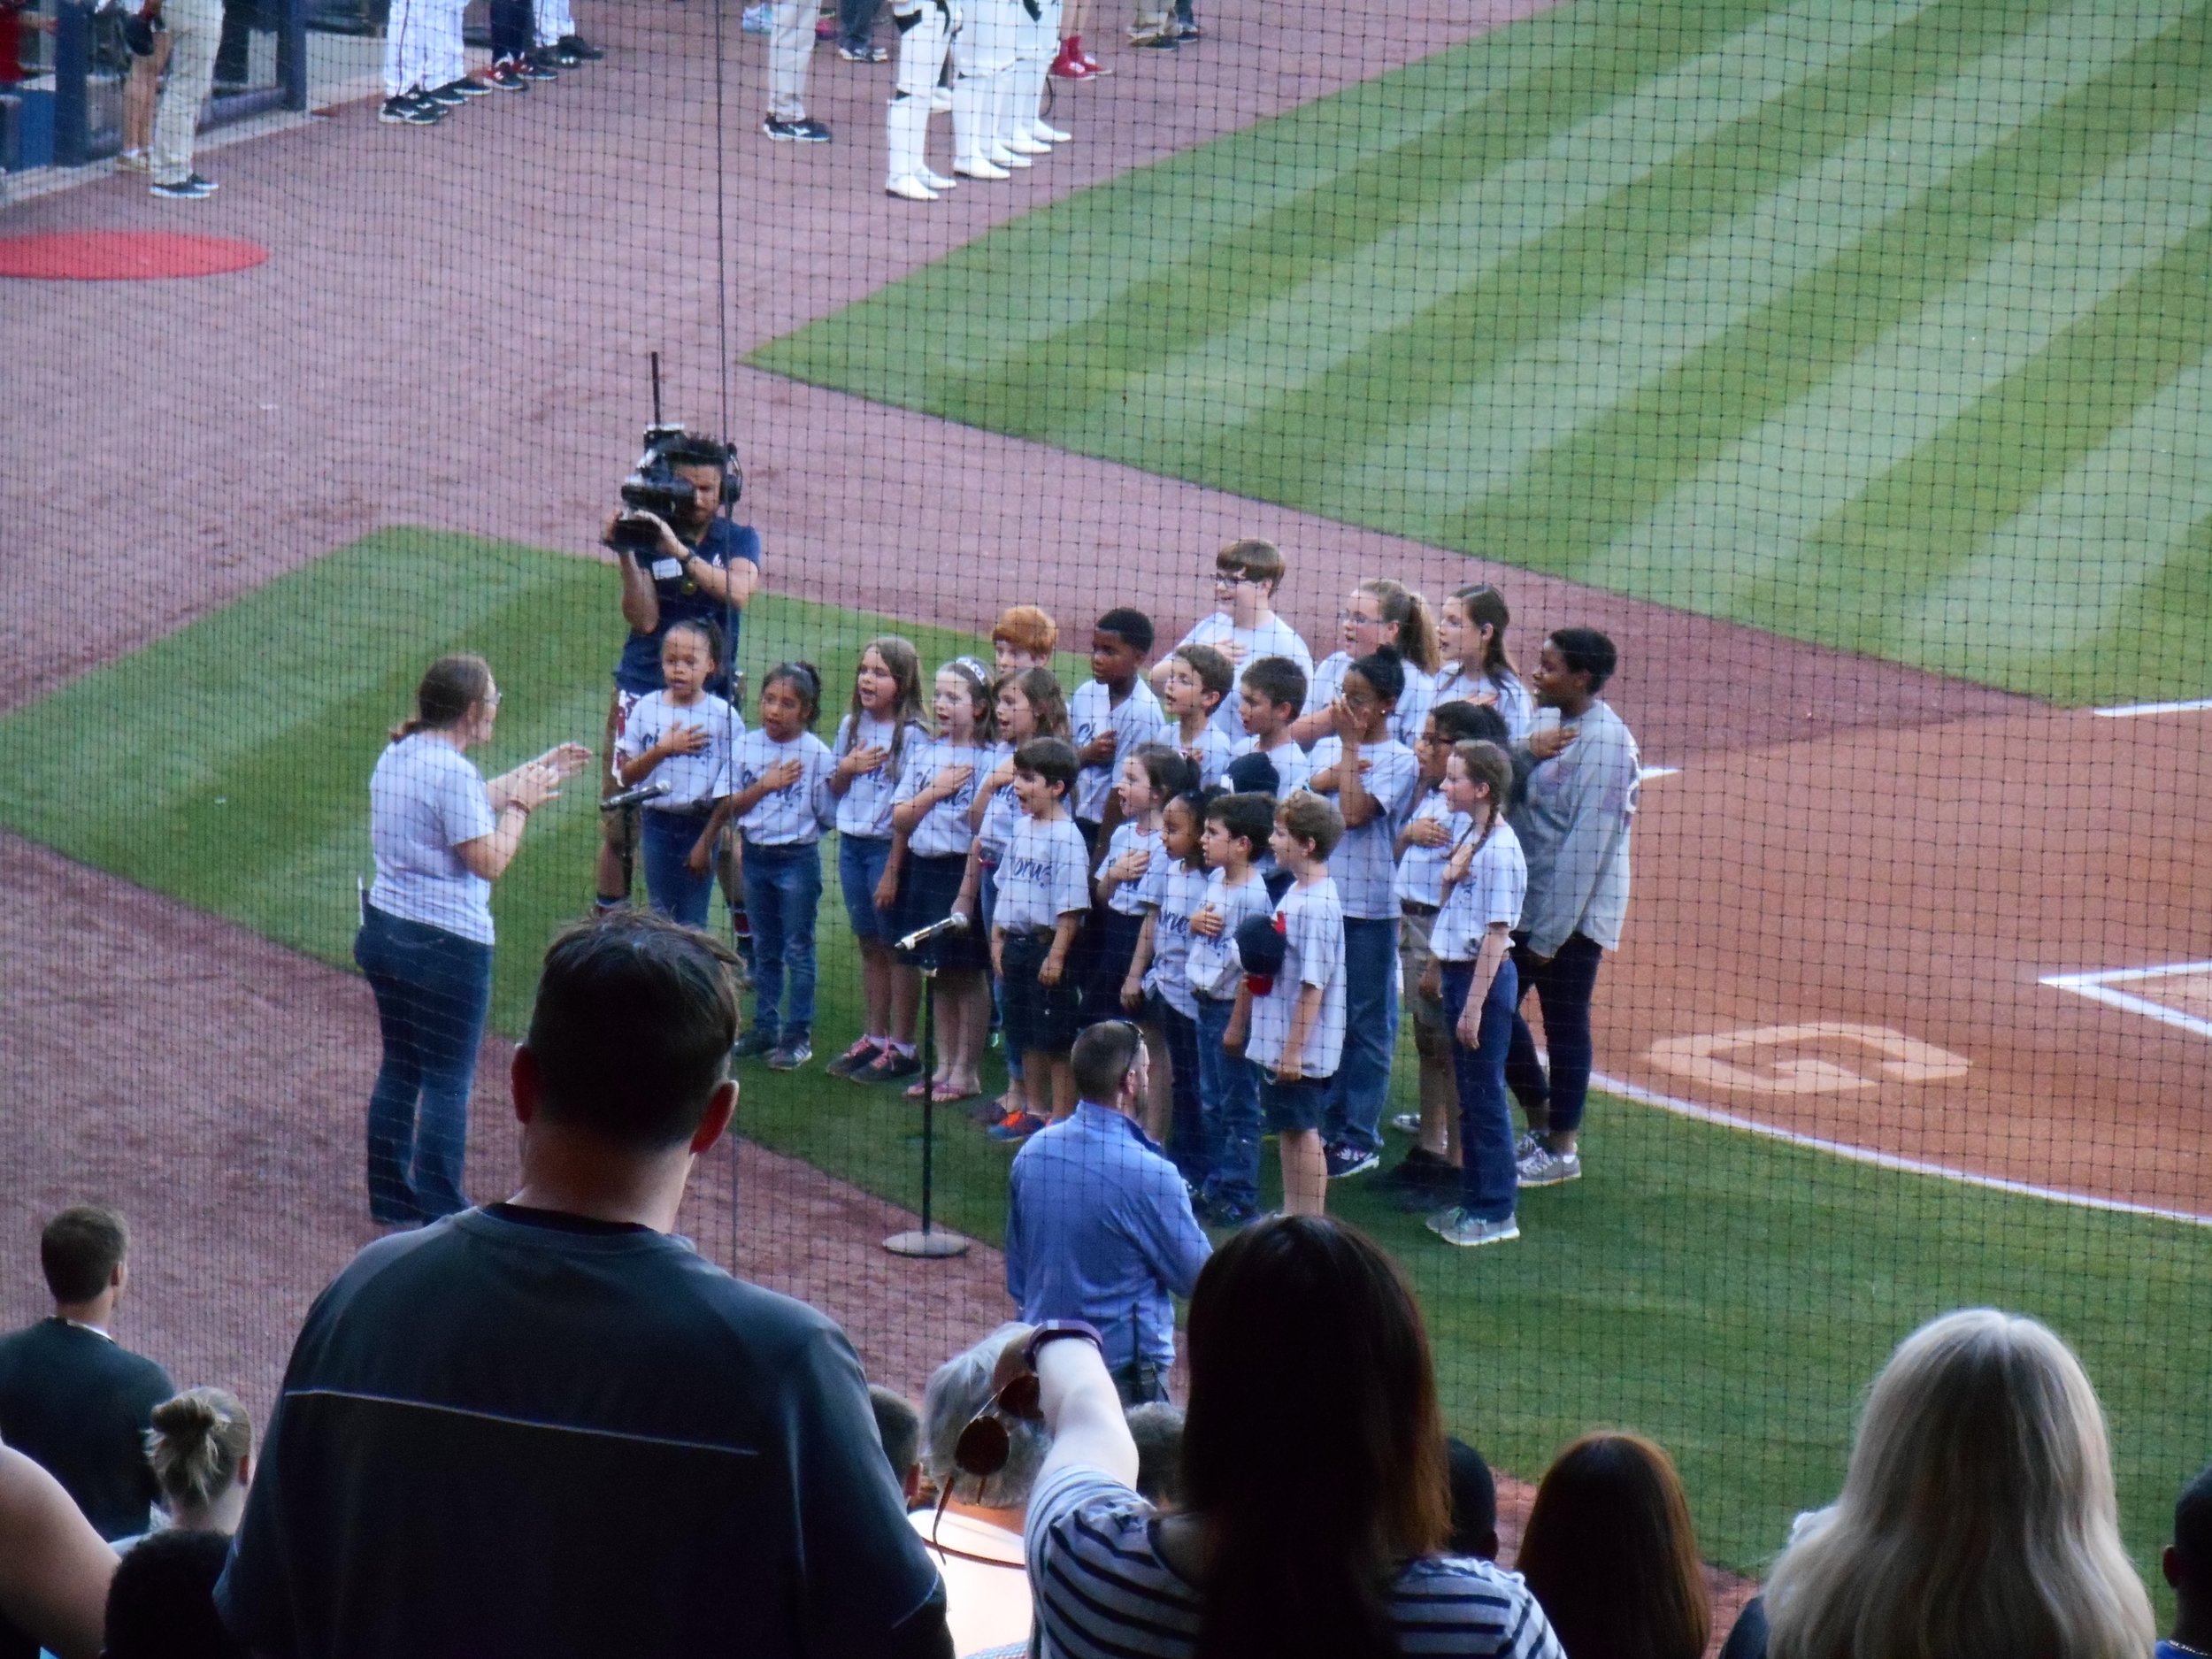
left=1223, top=751, right=1281, bottom=797
left=1234, top=911, right=1287, bottom=995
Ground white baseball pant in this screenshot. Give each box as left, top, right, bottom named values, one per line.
left=382, top=0, right=433, bottom=94
left=886, top=0, right=949, bottom=186
left=951, top=0, right=1015, bottom=166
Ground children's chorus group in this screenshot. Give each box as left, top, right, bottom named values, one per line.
left=611, top=539, right=1642, bottom=1249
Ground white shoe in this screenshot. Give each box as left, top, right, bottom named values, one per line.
left=954, top=155, right=1011, bottom=180
left=920, top=165, right=956, bottom=189
left=886, top=173, right=940, bottom=200
left=1032, top=119, right=1071, bottom=142
left=931, top=87, right=953, bottom=111
left=987, top=142, right=1031, bottom=168
left=1004, top=130, right=1050, bottom=156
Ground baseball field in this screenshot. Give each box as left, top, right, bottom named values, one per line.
left=2, top=0, right=2208, bottom=1607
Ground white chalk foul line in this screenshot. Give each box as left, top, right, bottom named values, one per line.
left=1590, top=1065, right=2212, bottom=1229
left=2090, top=697, right=2212, bottom=718
left=2040, top=960, right=2212, bottom=1041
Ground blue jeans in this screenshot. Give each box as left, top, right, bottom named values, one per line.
left=354, top=903, right=492, bottom=1225
left=1322, top=916, right=1401, bottom=1156
left=1195, top=993, right=1261, bottom=1209
left=742, top=840, right=822, bottom=1041
left=640, top=809, right=715, bottom=928
left=981, top=862, right=1021, bottom=1081
left=1505, top=933, right=1605, bottom=1133
left=1443, top=956, right=1519, bottom=1222
left=837, top=0, right=879, bottom=50
left=1159, top=1000, right=1204, bottom=1184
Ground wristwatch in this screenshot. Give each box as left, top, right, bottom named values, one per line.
left=1022, top=1319, right=1104, bottom=1372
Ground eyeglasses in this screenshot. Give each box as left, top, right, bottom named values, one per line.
left=925, top=1369, right=1043, bottom=1569
left=1214, top=570, right=1259, bottom=586
left=1338, top=609, right=1383, bottom=626
left=482, top=689, right=503, bottom=710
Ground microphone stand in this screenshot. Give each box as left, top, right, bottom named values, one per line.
left=884, top=914, right=972, bottom=1260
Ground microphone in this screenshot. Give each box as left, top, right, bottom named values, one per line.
left=895, top=913, right=970, bottom=953
left=601, top=780, right=672, bottom=812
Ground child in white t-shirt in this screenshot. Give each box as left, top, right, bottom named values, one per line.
left=1185, top=790, right=1276, bottom=1224
left=1230, top=655, right=1313, bottom=801
left=613, top=620, right=745, bottom=929
left=695, top=662, right=837, bottom=1071
left=1432, top=583, right=1534, bottom=744
left=1226, top=792, right=1345, bottom=1217
left=1160, top=644, right=1236, bottom=787
left=1424, top=740, right=1529, bottom=1250
left=1069, top=607, right=1170, bottom=851
left=1177, top=538, right=1315, bottom=741
left=1125, top=787, right=1210, bottom=1182
left=989, top=736, right=1091, bottom=1132
left=1090, top=744, right=1194, bottom=1138
left=1290, top=577, right=1443, bottom=750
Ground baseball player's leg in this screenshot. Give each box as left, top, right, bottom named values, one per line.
left=149, top=0, right=221, bottom=186
left=886, top=0, right=947, bottom=193
left=437, top=0, right=465, bottom=89
left=381, top=0, right=413, bottom=96
left=951, top=0, right=1016, bottom=174
left=766, top=0, right=812, bottom=124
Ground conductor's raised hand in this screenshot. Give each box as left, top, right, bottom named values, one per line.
left=534, top=742, right=594, bottom=780
left=509, top=763, right=562, bottom=813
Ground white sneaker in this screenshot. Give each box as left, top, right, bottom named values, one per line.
left=1517, top=1144, right=1582, bottom=1187
left=1427, top=1206, right=1522, bottom=1248
left=1004, top=130, right=1050, bottom=155
left=920, top=165, right=956, bottom=189
left=1031, top=119, right=1071, bottom=142
left=987, top=142, right=1032, bottom=169
left=886, top=173, right=940, bottom=200
left=931, top=87, right=954, bottom=111
left=954, top=155, right=1011, bottom=180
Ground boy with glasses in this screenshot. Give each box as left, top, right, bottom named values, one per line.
left=1176, top=540, right=1314, bottom=741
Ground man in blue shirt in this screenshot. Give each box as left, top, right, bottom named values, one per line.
left=1005, top=1021, right=1212, bottom=1404
left=596, top=434, right=764, bottom=913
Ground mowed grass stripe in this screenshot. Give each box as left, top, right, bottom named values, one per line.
left=1001, top=0, right=1944, bottom=452
left=1431, top=12, right=2210, bottom=574
left=750, top=0, right=1790, bottom=404
left=1886, top=352, right=2212, bottom=695
left=1308, top=0, right=2188, bottom=530
left=1586, top=111, right=2212, bottom=604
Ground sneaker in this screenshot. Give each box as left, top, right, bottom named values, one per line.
left=116, top=149, right=150, bottom=173
left=815, top=12, right=835, bottom=36
left=380, top=94, right=440, bottom=121
left=1079, top=48, right=1109, bottom=73
left=1195, top=1193, right=1260, bottom=1227
left=1323, top=1142, right=1380, bottom=1180
left=447, top=74, right=495, bottom=96
left=1389, top=1111, right=1423, bottom=1137
left=424, top=81, right=468, bottom=105
left=558, top=32, right=604, bottom=56
left=919, top=165, right=957, bottom=189
left=741, top=3, right=772, bottom=33
left=954, top=154, right=1011, bottom=180
left=517, top=57, right=557, bottom=79
left=1030, top=119, right=1071, bottom=143
left=486, top=62, right=530, bottom=89
left=860, top=1047, right=923, bottom=1084
left=825, top=1039, right=884, bottom=1079
left=1172, top=17, right=1200, bottom=37
left=837, top=41, right=887, bottom=59
left=1129, top=27, right=1178, bottom=46
left=1517, top=1143, right=1582, bottom=1187
left=886, top=173, right=940, bottom=201
left=731, top=1026, right=780, bottom=1059
left=987, top=1110, right=1047, bottom=1142
left=149, top=173, right=217, bottom=197
left=1427, top=1207, right=1521, bottom=1248
left=763, top=116, right=832, bottom=142
left=1049, top=50, right=1094, bottom=79
left=535, top=44, right=582, bottom=65
left=767, top=1039, right=814, bottom=1071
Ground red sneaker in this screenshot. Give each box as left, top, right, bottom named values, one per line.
left=1049, top=42, right=1091, bottom=77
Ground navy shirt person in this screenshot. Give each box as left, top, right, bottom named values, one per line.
left=219, top=913, right=952, bottom=1659
left=1005, top=1020, right=1212, bottom=1404
left=597, top=435, right=763, bottom=909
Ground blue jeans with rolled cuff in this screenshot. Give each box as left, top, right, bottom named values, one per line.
left=741, top=840, right=823, bottom=1042
left=1321, top=915, right=1401, bottom=1156
left=355, top=902, right=492, bottom=1225
left=1443, top=956, right=1519, bottom=1222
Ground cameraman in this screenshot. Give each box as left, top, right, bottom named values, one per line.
left=597, top=434, right=763, bottom=913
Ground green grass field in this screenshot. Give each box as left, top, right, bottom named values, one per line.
left=3, top=530, right=2205, bottom=1587
left=749, top=0, right=2212, bottom=705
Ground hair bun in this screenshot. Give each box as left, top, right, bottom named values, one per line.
left=150, top=1394, right=217, bottom=1440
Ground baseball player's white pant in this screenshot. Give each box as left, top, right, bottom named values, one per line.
left=534, top=0, right=572, bottom=49
left=886, top=0, right=949, bottom=186
left=1005, top=0, right=1058, bottom=145
left=434, top=0, right=465, bottom=88
left=767, top=0, right=812, bottom=119
left=149, top=0, right=221, bottom=182
left=382, top=0, right=433, bottom=94
left=952, top=0, right=1016, bottom=167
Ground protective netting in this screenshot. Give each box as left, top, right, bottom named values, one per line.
left=3, top=0, right=2208, bottom=1620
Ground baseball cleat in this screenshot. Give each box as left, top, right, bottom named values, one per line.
left=886, top=173, right=940, bottom=201
left=954, top=155, right=1011, bottom=180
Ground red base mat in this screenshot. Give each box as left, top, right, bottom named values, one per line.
left=0, top=231, right=267, bottom=280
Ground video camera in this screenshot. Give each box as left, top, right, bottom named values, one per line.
left=607, top=354, right=744, bottom=556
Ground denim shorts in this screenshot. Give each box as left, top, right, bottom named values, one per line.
left=1259, top=1070, right=1329, bottom=1133
left=838, top=833, right=896, bottom=943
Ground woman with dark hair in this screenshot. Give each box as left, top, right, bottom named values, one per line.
left=1514, top=1432, right=1709, bottom=1659
left=357, top=655, right=588, bottom=1226
left=1014, top=1215, right=1563, bottom=1659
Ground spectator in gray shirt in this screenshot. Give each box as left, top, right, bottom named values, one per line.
left=1503, top=628, right=1640, bottom=1189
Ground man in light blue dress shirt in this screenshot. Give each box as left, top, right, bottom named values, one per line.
left=1004, top=1022, right=1212, bottom=1404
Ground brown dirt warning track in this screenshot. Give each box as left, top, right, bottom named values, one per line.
left=0, top=0, right=2205, bottom=1618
